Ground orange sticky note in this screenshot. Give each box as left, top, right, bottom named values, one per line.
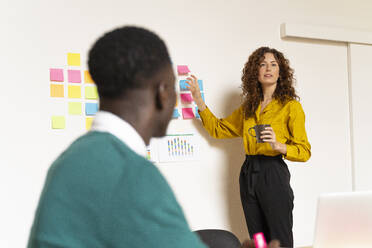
left=86, top=117, right=93, bottom=130
left=67, top=53, right=81, bottom=66
left=68, top=85, right=81, bottom=99
left=50, top=84, right=64, bottom=98
left=84, top=70, right=94, bottom=83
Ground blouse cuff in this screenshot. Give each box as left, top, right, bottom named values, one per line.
left=198, top=107, right=212, bottom=119
left=284, top=145, right=298, bottom=161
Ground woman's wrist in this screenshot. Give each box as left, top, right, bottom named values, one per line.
left=196, top=101, right=207, bottom=111
left=194, top=96, right=206, bottom=111
left=273, top=142, right=287, bottom=155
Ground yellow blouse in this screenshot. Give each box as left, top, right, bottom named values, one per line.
left=199, top=99, right=311, bottom=162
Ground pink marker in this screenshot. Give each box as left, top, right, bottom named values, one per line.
left=253, top=232, right=267, bottom=248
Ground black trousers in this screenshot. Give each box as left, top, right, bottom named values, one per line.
left=239, top=155, right=294, bottom=247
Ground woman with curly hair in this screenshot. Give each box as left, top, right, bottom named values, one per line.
left=186, top=47, right=311, bottom=247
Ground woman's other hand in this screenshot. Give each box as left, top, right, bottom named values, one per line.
left=261, top=127, right=287, bottom=155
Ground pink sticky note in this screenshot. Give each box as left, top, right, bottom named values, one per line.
left=180, top=93, right=193, bottom=103
left=68, top=70, right=81, bottom=83
left=50, top=68, right=64, bottom=82
left=182, top=108, right=195, bottom=119
left=177, top=65, right=190, bottom=75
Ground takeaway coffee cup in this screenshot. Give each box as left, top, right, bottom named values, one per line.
left=248, top=124, right=271, bottom=143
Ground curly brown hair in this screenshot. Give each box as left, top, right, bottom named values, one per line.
left=241, top=47, right=299, bottom=118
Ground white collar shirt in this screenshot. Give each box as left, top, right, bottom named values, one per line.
left=90, top=110, right=147, bottom=157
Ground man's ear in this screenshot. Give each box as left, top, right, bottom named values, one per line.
left=155, top=82, right=166, bottom=110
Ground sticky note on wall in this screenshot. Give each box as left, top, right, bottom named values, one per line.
left=182, top=108, right=195, bottom=119
left=68, top=85, right=81, bottom=98
left=86, top=117, right=93, bottom=130
left=179, top=80, right=189, bottom=91
left=68, top=102, right=82, bottom=115
left=84, top=70, right=94, bottom=83
left=50, top=68, right=64, bottom=82
left=67, top=53, right=81, bottom=66
left=197, top=80, right=203, bottom=91
left=177, top=65, right=190, bottom=75
left=50, top=84, right=64, bottom=97
left=68, top=70, right=81, bottom=83
left=179, top=79, right=203, bottom=91
left=51, top=116, right=65, bottom=129
left=173, top=109, right=180, bottom=119
left=85, top=86, right=98, bottom=99
left=180, top=93, right=193, bottom=103
left=85, top=102, right=98, bottom=116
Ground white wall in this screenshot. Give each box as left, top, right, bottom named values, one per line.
left=1, top=0, right=372, bottom=247
left=348, top=43, right=372, bottom=191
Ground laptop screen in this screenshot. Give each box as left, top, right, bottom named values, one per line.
left=313, top=191, right=372, bottom=248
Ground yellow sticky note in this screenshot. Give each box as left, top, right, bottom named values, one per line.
left=50, top=84, right=64, bottom=98
left=51, top=116, right=65, bottom=129
left=86, top=117, right=93, bottom=130
left=85, top=86, right=98, bottom=99
left=68, top=85, right=81, bottom=99
left=84, top=70, right=94, bottom=83
left=68, top=102, right=82, bottom=115
left=67, top=53, right=81, bottom=66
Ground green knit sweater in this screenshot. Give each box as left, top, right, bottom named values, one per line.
left=28, top=131, right=206, bottom=248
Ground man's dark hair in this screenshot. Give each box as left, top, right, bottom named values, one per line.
left=88, top=26, right=171, bottom=98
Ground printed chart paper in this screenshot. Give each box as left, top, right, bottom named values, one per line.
left=157, top=134, right=200, bottom=162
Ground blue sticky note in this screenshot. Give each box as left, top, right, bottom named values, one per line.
left=173, top=109, right=180, bottom=118
left=179, top=79, right=203, bottom=91
left=179, top=80, right=188, bottom=91
left=85, top=102, right=98, bottom=116
left=201, top=93, right=205, bottom=102
left=197, top=80, right=203, bottom=91
left=195, top=107, right=200, bottom=118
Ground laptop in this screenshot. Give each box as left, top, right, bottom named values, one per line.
left=313, top=191, right=372, bottom=248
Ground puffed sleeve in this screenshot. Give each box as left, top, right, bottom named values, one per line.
left=198, top=106, right=244, bottom=139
